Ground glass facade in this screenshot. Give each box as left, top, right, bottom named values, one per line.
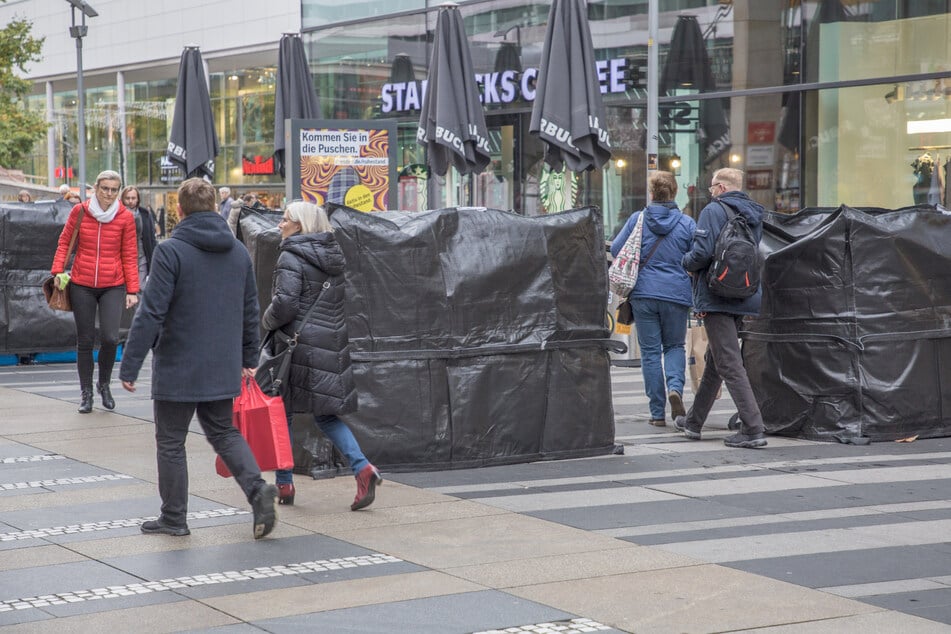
left=13, top=0, right=951, bottom=221
left=302, top=0, right=951, bottom=230
left=18, top=65, right=286, bottom=210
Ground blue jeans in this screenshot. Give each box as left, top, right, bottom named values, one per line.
left=276, top=415, right=369, bottom=484
left=631, top=298, right=689, bottom=420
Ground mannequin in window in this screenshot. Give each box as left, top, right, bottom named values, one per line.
left=911, top=153, right=934, bottom=205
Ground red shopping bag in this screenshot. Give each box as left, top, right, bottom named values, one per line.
left=216, top=378, right=294, bottom=477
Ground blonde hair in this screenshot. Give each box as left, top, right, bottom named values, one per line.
left=285, top=201, right=333, bottom=234
left=95, top=170, right=122, bottom=187
left=712, top=168, right=743, bottom=191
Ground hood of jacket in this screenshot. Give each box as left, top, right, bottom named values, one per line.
left=718, top=190, right=765, bottom=229
left=171, top=211, right=235, bottom=253
left=643, top=201, right=684, bottom=236
left=281, top=232, right=346, bottom=276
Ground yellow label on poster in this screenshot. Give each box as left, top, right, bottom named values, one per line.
left=345, top=184, right=374, bottom=212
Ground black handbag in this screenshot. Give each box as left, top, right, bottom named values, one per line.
left=256, top=277, right=330, bottom=396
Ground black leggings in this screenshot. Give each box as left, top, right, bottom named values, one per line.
left=68, top=283, right=125, bottom=390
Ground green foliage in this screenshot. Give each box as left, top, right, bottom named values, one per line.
left=0, top=8, right=46, bottom=167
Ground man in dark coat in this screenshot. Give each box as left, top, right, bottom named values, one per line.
left=119, top=177, right=278, bottom=538
left=675, top=167, right=768, bottom=449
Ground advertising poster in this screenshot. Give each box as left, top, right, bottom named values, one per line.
left=286, top=119, right=398, bottom=212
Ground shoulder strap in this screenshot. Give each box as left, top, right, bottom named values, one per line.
left=65, top=207, right=84, bottom=261
left=290, top=273, right=332, bottom=342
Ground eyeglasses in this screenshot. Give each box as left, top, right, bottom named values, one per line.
left=708, top=182, right=723, bottom=195
left=98, top=186, right=120, bottom=194
left=278, top=217, right=298, bottom=225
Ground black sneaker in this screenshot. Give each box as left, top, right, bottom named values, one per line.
left=141, top=518, right=190, bottom=536
left=673, top=415, right=702, bottom=440
left=252, top=483, right=278, bottom=539
left=723, top=431, right=767, bottom=449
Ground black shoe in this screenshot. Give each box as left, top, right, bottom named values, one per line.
left=723, top=431, right=767, bottom=449
left=668, top=391, right=686, bottom=419
left=78, top=389, right=94, bottom=414
left=97, top=382, right=115, bottom=410
left=140, top=518, right=190, bottom=536
left=252, top=483, right=278, bottom=539
left=674, top=415, right=702, bottom=440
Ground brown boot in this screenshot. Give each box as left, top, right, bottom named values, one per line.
left=351, top=465, right=382, bottom=511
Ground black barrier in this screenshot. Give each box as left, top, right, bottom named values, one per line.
left=328, top=205, right=622, bottom=470
left=744, top=205, right=951, bottom=443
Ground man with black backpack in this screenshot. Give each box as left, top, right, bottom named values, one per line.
left=674, top=168, right=767, bottom=449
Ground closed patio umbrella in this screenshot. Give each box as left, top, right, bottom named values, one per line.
left=167, top=47, right=219, bottom=180
left=274, top=33, right=320, bottom=178
left=529, top=0, right=611, bottom=173
left=660, top=15, right=730, bottom=166
left=417, top=3, right=491, bottom=177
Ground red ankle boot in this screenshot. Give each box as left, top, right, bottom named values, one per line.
left=351, top=465, right=382, bottom=511
left=277, top=483, right=295, bottom=505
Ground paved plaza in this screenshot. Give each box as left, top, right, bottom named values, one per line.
left=0, top=361, right=950, bottom=632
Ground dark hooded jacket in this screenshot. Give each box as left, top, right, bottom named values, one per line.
left=261, top=232, right=357, bottom=417
left=611, top=201, right=696, bottom=307
left=120, top=211, right=260, bottom=401
left=682, top=190, right=765, bottom=316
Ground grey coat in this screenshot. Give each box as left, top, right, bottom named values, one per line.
left=261, top=232, right=357, bottom=416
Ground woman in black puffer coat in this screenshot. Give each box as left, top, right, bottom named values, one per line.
left=261, top=201, right=381, bottom=510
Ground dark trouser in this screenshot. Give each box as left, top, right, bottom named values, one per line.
left=685, top=312, right=765, bottom=435
left=69, top=283, right=125, bottom=390
left=153, top=399, right=265, bottom=527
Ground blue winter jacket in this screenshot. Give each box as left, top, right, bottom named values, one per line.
left=611, top=202, right=696, bottom=308
left=120, top=211, right=260, bottom=401
left=682, top=190, right=765, bottom=316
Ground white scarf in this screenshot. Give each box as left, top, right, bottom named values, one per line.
left=87, top=195, right=120, bottom=223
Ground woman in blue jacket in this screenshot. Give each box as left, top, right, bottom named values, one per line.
left=611, top=171, right=697, bottom=426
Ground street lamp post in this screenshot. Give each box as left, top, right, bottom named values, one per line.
left=66, top=0, right=98, bottom=202
left=646, top=0, right=659, bottom=201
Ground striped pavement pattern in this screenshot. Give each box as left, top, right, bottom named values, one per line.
left=413, top=366, right=951, bottom=625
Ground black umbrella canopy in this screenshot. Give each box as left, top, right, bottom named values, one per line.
left=529, top=0, right=611, bottom=173
left=274, top=33, right=321, bottom=178
left=417, top=3, right=491, bottom=177
left=167, top=47, right=219, bottom=180
left=660, top=15, right=730, bottom=166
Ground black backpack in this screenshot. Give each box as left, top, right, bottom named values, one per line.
left=706, top=203, right=763, bottom=299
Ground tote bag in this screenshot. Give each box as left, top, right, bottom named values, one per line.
left=608, top=212, right=644, bottom=299
left=216, top=379, right=294, bottom=476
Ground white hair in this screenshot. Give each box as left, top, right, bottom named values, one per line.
left=285, top=201, right=333, bottom=234
left=95, top=170, right=121, bottom=186
left=219, top=186, right=231, bottom=195
left=59, top=184, right=71, bottom=195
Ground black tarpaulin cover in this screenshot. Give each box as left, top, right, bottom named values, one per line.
left=327, top=205, right=620, bottom=470
left=1, top=201, right=83, bottom=354
left=744, top=205, right=951, bottom=442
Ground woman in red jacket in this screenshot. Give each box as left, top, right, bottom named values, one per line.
left=51, top=170, right=140, bottom=413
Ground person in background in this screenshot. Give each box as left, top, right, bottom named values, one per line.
left=17, top=190, right=33, bottom=203
left=119, top=177, right=278, bottom=539
left=242, top=192, right=267, bottom=212
left=155, top=206, right=166, bottom=238
left=66, top=191, right=81, bottom=204
left=56, top=184, right=72, bottom=202
left=50, top=170, right=139, bottom=414
left=610, top=171, right=696, bottom=426
left=261, top=201, right=382, bottom=510
left=120, top=186, right=157, bottom=282
left=676, top=167, right=767, bottom=449
left=219, top=186, right=234, bottom=220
